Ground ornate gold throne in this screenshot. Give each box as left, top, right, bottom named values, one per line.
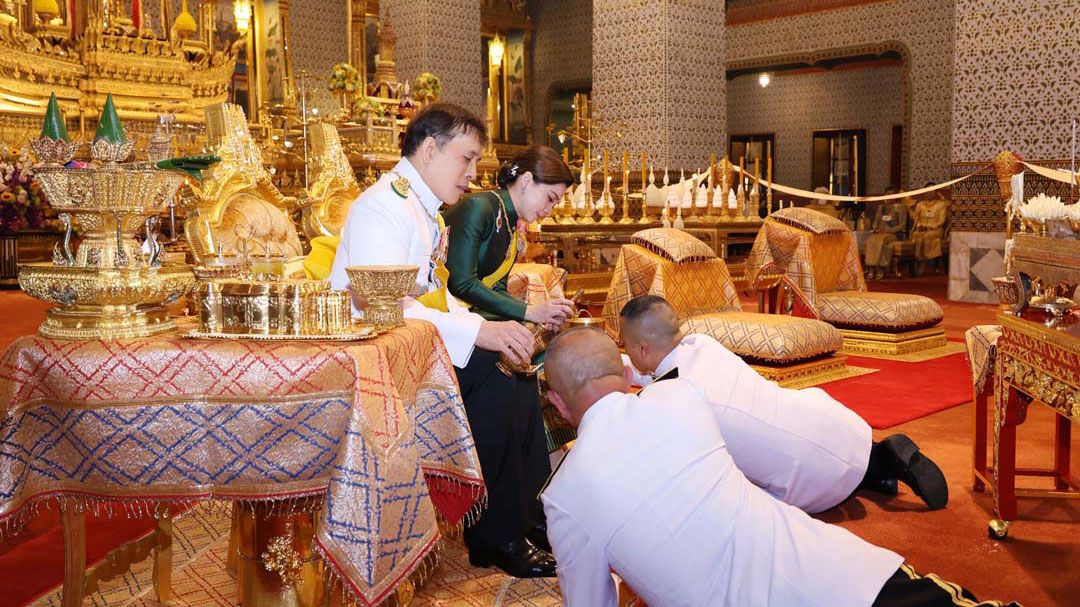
left=746, top=207, right=946, bottom=356
left=183, top=103, right=305, bottom=273
left=602, top=228, right=850, bottom=388
left=300, top=123, right=361, bottom=239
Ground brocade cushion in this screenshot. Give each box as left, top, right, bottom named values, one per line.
left=771, top=206, right=849, bottom=235
left=681, top=312, right=843, bottom=364
left=816, top=291, right=943, bottom=331
left=631, top=228, right=717, bottom=263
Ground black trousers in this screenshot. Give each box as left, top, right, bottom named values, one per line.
left=873, top=564, right=1020, bottom=607
left=455, top=348, right=551, bottom=549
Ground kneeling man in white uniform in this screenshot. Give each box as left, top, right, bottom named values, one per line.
left=618, top=295, right=947, bottom=513
left=542, top=327, right=1018, bottom=607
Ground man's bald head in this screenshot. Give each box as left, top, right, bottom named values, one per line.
left=544, top=327, right=627, bottom=425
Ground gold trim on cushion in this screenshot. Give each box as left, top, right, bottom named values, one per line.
left=682, top=311, right=844, bottom=364
left=630, top=227, right=717, bottom=263
left=602, top=244, right=740, bottom=335
left=839, top=326, right=950, bottom=358
left=752, top=356, right=878, bottom=390
left=817, top=291, right=943, bottom=331
left=770, top=207, right=850, bottom=234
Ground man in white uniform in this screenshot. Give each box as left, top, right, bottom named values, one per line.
left=330, top=104, right=555, bottom=577
left=617, top=295, right=947, bottom=513
left=542, top=327, right=1019, bottom=607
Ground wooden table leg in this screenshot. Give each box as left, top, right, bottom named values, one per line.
left=1055, top=413, right=1072, bottom=491
left=991, top=386, right=1026, bottom=539
left=153, top=511, right=174, bottom=605
left=61, top=507, right=86, bottom=607
left=973, top=387, right=988, bottom=492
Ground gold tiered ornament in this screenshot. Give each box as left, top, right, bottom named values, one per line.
left=19, top=96, right=195, bottom=340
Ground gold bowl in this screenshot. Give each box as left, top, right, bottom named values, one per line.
left=565, top=316, right=607, bottom=332
left=345, top=265, right=418, bottom=330
left=33, top=164, right=186, bottom=214
left=18, top=262, right=195, bottom=339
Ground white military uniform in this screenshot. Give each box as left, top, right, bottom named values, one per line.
left=330, top=158, right=483, bottom=368
left=541, top=379, right=902, bottom=607
left=629, top=333, right=871, bottom=513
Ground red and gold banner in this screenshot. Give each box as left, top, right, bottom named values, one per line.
left=0, top=320, right=483, bottom=606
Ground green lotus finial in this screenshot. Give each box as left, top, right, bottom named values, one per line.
left=39, top=93, right=69, bottom=142
left=93, top=94, right=126, bottom=144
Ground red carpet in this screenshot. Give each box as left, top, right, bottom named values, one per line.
left=821, top=351, right=973, bottom=429
left=0, top=508, right=158, bottom=607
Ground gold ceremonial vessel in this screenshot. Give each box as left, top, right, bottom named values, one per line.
left=345, top=265, right=418, bottom=330
left=192, top=278, right=368, bottom=339
left=18, top=163, right=195, bottom=339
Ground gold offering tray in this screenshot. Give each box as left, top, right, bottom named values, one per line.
left=185, top=324, right=379, bottom=342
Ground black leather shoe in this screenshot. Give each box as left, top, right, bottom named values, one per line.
left=468, top=539, right=557, bottom=578
left=881, top=434, right=948, bottom=510
left=526, top=524, right=551, bottom=553
left=859, top=476, right=898, bottom=496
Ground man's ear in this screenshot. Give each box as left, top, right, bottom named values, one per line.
left=419, top=135, right=439, bottom=164
left=547, top=389, right=571, bottom=423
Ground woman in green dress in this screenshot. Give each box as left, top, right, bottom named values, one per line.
left=442, top=145, right=574, bottom=564
left=444, top=145, right=576, bottom=328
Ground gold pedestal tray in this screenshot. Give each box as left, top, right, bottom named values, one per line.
left=345, top=265, right=418, bottom=331
left=19, top=262, right=194, bottom=340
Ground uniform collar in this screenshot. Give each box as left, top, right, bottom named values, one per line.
left=394, top=158, right=443, bottom=218
left=496, top=189, right=519, bottom=226
left=578, top=391, right=623, bottom=433
left=653, top=345, right=680, bottom=378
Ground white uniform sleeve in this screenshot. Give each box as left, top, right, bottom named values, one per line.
left=620, top=353, right=652, bottom=386
left=332, top=198, right=483, bottom=368
left=542, top=498, right=618, bottom=607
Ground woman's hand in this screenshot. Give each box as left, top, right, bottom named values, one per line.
left=525, top=298, right=575, bottom=328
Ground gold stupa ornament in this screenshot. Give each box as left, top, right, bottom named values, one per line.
left=18, top=98, right=197, bottom=340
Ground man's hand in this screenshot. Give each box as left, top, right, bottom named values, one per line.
left=476, top=320, right=535, bottom=365
left=525, top=298, right=575, bottom=328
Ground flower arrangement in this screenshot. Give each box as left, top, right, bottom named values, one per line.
left=0, top=146, right=55, bottom=235
left=1020, top=193, right=1066, bottom=222
left=351, top=96, right=384, bottom=117
left=328, top=63, right=362, bottom=95
left=413, top=72, right=442, bottom=103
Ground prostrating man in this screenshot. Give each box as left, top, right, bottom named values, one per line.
left=330, top=103, right=555, bottom=578
left=618, top=295, right=947, bottom=513
left=542, top=327, right=1019, bottom=607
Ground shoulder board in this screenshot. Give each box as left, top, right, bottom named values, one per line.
left=391, top=174, right=410, bottom=199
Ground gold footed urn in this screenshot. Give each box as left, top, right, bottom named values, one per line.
left=345, top=265, right=418, bottom=331
left=19, top=164, right=195, bottom=339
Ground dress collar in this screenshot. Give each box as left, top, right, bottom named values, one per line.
left=394, top=158, right=442, bottom=219
left=653, top=346, right=680, bottom=378
left=496, top=189, right=519, bottom=226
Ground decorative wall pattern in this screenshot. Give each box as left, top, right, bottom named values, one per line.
left=529, top=0, right=592, bottom=141
left=726, top=0, right=954, bottom=187
left=290, top=0, right=350, bottom=115
left=593, top=0, right=726, bottom=169
left=728, top=64, right=905, bottom=194
left=386, top=0, right=483, bottom=118
left=952, top=0, right=1080, bottom=162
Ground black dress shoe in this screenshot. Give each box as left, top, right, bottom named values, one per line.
left=859, top=476, right=898, bottom=496
left=468, top=539, right=557, bottom=578
left=881, top=434, right=948, bottom=510
left=527, top=524, right=551, bottom=552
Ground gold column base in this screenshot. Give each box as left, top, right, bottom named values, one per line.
left=839, top=326, right=947, bottom=356
left=40, top=305, right=178, bottom=340
left=751, top=354, right=850, bottom=389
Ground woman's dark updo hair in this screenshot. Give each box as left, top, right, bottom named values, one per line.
left=496, top=145, right=575, bottom=190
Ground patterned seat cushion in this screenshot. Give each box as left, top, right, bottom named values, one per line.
left=964, top=324, right=1001, bottom=394
left=770, top=206, right=849, bottom=234
left=816, top=291, right=943, bottom=331
left=682, top=312, right=844, bottom=364
left=631, top=227, right=717, bottom=263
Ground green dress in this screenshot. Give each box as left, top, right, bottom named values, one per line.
left=443, top=189, right=526, bottom=321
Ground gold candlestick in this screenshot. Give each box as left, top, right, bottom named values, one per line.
left=619, top=152, right=633, bottom=224
left=749, top=158, right=761, bottom=220
left=736, top=157, right=746, bottom=221
left=766, top=145, right=774, bottom=216
left=639, top=152, right=651, bottom=223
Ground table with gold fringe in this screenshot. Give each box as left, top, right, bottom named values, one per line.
left=0, top=319, right=484, bottom=607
